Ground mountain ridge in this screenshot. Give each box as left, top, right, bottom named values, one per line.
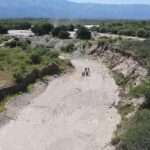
left=0, top=0, right=150, bottom=19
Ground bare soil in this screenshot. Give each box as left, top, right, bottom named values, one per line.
left=0, top=58, right=120, bottom=150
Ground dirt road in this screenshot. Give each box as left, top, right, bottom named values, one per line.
left=0, top=58, right=120, bottom=150
left=95, top=33, right=145, bottom=41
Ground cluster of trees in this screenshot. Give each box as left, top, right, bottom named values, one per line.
left=0, top=21, right=32, bottom=34
left=0, top=25, right=7, bottom=34
left=51, top=25, right=70, bottom=39
left=2, top=20, right=150, bottom=38
left=0, top=19, right=92, bottom=40
left=9, top=22, right=31, bottom=30
left=31, top=23, right=91, bottom=40
left=91, top=21, right=150, bottom=38
left=76, top=26, right=91, bottom=40
left=136, top=29, right=150, bottom=38
left=31, top=23, right=54, bottom=36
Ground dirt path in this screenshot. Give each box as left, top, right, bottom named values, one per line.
left=0, top=58, right=120, bottom=150
left=96, top=33, right=145, bottom=41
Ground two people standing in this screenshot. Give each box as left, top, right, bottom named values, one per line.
left=82, top=67, right=90, bottom=77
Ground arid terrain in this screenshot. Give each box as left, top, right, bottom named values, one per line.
left=0, top=19, right=150, bottom=150
left=0, top=58, right=120, bottom=150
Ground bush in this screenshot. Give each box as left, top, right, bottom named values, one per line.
left=61, top=43, right=74, bottom=53
left=48, top=51, right=59, bottom=58
left=118, top=109, right=150, bottom=150
left=119, top=39, right=150, bottom=69
left=0, top=46, right=70, bottom=86
left=13, top=68, right=25, bottom=83
left=143, top=92, right=150, bottom=108
left=129, top=79, right=150, bottom=109
left=97, top=21, right=150, bottom=38
left=137, top=29, right=150, bottom=38
left=113, top=72, right=129, bottom=87
left=76, top=26, right=91, bottom=40
left=13, top=72, right=24, bottom=83
left=30, top=53, right=41, bottom=64
left=5, top=38, right=31, bottom=49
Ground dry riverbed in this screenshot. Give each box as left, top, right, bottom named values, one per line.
left=0, top=58, right=120, bottom=150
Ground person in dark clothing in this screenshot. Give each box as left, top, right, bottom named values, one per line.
left=81, top=67, right=91, bottom=77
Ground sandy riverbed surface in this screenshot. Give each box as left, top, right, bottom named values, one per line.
left=0, top=58, right=120, bottom=150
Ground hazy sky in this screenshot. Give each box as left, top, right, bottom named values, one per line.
left=69, top=0, right=150, bottom=4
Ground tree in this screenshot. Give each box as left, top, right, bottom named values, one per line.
left=67, top=24, right=74, bottom=31
left=58, top=31, right=70, bottom=39
left=76, top=26, right=91, bottom=40
left=137, top=29, right=150, bottom=38
left=99, top=27, right=109, bottom=33
left=0, top=25, right=7, bottom=34
left=118, top=29, right=136, bottom=36
left=42, top=23, right=54, bottom=33
left=31, top=23, right=54, bottom=35
left=15, top=22, right=31, bottom=30
left=52, top=25, right=67, bottom=37
left=52, top=27, right=62, bottom=37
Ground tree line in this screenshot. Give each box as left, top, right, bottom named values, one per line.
left=0, top=21, right=92, bottom=40
left=91, top=21, right=150, bottom=38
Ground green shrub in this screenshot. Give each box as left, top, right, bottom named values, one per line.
left=113, top=72, right=129, bottom=87
left=30, top=53, right=41, bottom=64
left=97, top=21, right=150, bottom=38
left=97, top=37, right=112, bottom=47
left=13, top=69, right=24, bottom=83
left=137, top=29, right=150, bottom=38
left=129, top=80, right=150, bottom=108
left=5, top=38, right=31, bottom=49
left=5, top=40, right=17, bottom=48
left=0, top=47, right=66, bottom=83
left=47, top=51, right=59, bottom=58
left=76, top=26, right=91, bottom=40
left=119, top=109, right=150, bottom=150
left=61, top=43, right=75, bottom=53
left=118, top=39, right=150, bottom=69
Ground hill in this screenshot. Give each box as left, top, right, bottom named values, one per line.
left=0, top=0, right=150, bottom=19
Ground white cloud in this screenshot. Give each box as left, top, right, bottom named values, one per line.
left=69, top=0, right=150, bottom=4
